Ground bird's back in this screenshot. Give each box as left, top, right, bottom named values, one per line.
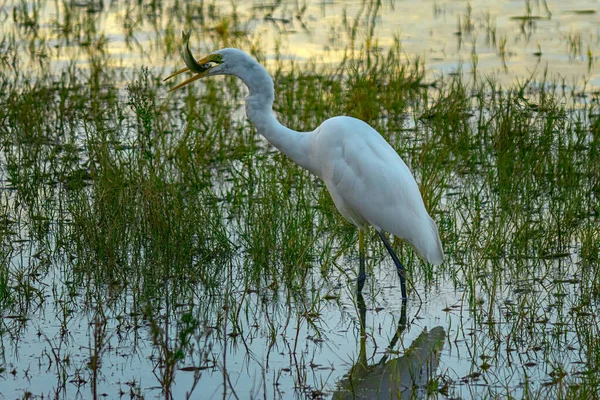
left=312, top=116, right=443, bottom=265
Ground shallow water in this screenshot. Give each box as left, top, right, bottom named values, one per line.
left=1, top=0, right=599, bottom=399
left=3, top=0, right=600, bottom=87
left=1, top=244, right=590, bottom=398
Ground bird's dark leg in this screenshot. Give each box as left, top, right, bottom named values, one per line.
left=377, top=230, right=407, bottom=300
left=357, top=230, right=366, bottom=293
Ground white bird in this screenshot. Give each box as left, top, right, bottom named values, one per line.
left=165, top=32, right=444, bottom=300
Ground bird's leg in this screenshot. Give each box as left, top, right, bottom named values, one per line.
left=377, top=231, right=407, bottom=300
left=357, top=230, right=366, bottom=293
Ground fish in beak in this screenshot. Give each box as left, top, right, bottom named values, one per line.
left=164, top=31, right=222, bottom=92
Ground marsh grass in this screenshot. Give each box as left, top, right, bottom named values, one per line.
left=0, top=1, right=599, bottom=398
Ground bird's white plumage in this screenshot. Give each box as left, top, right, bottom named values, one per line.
left=310, top=116, right=443, bottom=265
left=168, top=46, right=444, bottom=268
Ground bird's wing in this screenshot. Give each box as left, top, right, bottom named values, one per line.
left=316, top=117, right=443, bottom=264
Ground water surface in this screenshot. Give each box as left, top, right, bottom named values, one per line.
left=1, top=0, right=599, bottom=399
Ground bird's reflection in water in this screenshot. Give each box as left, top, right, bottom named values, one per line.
left=333, top=295, right=445, bottom=399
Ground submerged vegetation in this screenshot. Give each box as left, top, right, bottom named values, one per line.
left=1, top=0, right=599, bottom=399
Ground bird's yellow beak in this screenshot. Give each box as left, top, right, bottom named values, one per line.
left=164, top=31, right=222, bottom=92
left=163, top=57, right=212, bottom=92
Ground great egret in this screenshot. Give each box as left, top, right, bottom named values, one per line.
left=165, top=32, right=444, bottom=300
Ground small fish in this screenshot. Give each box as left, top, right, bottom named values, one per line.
left=180, top=31, right=210, bottom=73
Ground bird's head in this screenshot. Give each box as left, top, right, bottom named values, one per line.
left=164, top=32, right=251, bottom=92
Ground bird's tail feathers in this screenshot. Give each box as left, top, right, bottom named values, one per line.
left=411, top=216, right=444, bottom=266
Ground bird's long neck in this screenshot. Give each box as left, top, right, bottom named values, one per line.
left=237, top=62, right=316, bottom=175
